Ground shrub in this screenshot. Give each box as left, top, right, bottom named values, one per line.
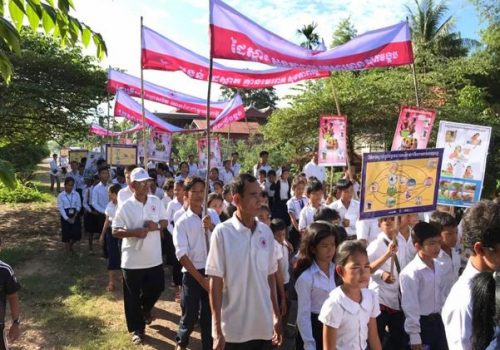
left=0, top=181, right=50, bottom=203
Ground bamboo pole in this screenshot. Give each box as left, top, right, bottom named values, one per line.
left=140, top=16, right=148, bottom=167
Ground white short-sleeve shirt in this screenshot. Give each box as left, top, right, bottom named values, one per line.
left=329, top=199, right=360, bottom=237
left=205, top=215, right=278, bottom=343
left=319, top=287, right=380, bottom=350
left=112, top=195, right=167, bottom=269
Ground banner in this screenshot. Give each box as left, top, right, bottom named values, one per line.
left=141, top=25, right=330, bottom=88
left=107, top=69, right=228, bottom=118
left=210, top=94, right=245, bottom=130
left=317, top=115, right=347, bottom=166
left=148, top=130, right=172, bottom=162
left=197, top=137, right=222, bottom=170
left=69, top=150, right=88, bottom=164
left=391, top=107, right=436, bottom=151
left=90, top=123, right=144, bottom=137
left=359, top=148, right=443, bottom=220
left=106, top=144, right=138, bottom=166
left=436, top=121, right=491, bottom=207
left=114, top=90, right=195, bottom=133
left=209, top=0, right=413, bottom=70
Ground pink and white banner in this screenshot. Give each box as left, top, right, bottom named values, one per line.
left=90, top=123, right=144, bottom=137
left=141, top=25, right=330, bottom=88
left=317, top=115, right=347, bottom=167
left=114, top=90, right=191, bottom=133
left=391, top=107, right=436, bottom=151
left=210, top=94, right=245, bottom=130
left=107, top=69, right=228, bottom=118
left=209, top=0, right=413, bottom=70
left=148, top=130, right=173, bottom=162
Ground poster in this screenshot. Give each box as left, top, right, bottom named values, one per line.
left=391, top=107, right=436, bottom=151
left=148, top=130, right=172, bottom=162
left=106, top=144, right=137, bottom=166
left=359, top=148, right=443, bottom=220
left=436, top=121, right=491, bottom=207
left=69, top=150, right=88, bottom=164
left=197, top=137, right=222, bottom=170
left=317, top=115, right=347, bottom=166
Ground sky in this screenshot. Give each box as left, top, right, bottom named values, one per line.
left=72, top=0, right=482, bottom=113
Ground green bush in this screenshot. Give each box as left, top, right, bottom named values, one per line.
left=0, top=181, right=50, bottom=203
left=0, top=143, right=49, bottom=182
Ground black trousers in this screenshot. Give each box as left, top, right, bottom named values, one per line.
left=377, top=307, right=410, bottom=350
left=296, top=313, right=322, bottom=350
left=420, top=314, right=448, bottom=350
left=176, top=269, right=212, bottom=350
left=0, top=325, right=6, bottom=350
left=122, top=264, right=165, bottom=333
left=163, top=230, right=183, bottom=286
left=225, top=339, right=272, bottom=350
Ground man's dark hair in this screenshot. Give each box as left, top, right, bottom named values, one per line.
left=64, top=176, right=75, bottom=186
left=184, top=176, right=205, bottom=192
left=259, top=169, right=267, bottom=176
left=109, top=183, right=122, bottom=195
left=314, top=207, right=341, bottom=222
left=267, top=170, right=276, bottom=177
left=411, top=221, right=441, bottom=246
left=336, top=179, right=353, bottom=191
left=306, top=180, right=323, bottom=195
left=231, top=173, right=257, bottom=197
left=270, top=218, right=287, bottom=233
left=463, top=200, right=500, bottom=250
left=259, top=151, right=269, bottom=157
left=210, top=167, right=219, bottom=175
left=429, top=211, right=457, bottom=233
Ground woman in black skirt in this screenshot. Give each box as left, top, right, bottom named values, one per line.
left=57, top=177, right=82, bottom=254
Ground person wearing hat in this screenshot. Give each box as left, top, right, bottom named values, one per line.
left=112, top=167, right=168, bottom=345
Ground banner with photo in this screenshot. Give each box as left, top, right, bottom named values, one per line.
left=197, top=137, right=222, bottom=170
left=391, top=107, right=436, bottom=151
left=436, top=121, right=491, bottom=207
left=106, top=144, right=138, bottom=166
left=148, top=130, right=172, bottom=162
left=317, top=115, right=347, bottom=166
left=359, top=148, right=443, bottom=220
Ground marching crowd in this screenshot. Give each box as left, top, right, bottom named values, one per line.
left=0, top=150, right=498, bottom=350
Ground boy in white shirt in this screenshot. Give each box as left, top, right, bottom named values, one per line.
left=298, top=179, right=324, bottom=231
left=329, top=179, right=359, bottom=238
left=400, top=222, right=447, bottom=350
left=49, top=153, right=60, bottom=192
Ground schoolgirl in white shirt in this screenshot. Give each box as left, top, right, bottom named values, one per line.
left=320, top=240, right=382, bottom=350
left=294, top=222, right=339, bottom=350
left=57, top=177, right=82, bottom=254
left=298, top=180, right=324, bottom=232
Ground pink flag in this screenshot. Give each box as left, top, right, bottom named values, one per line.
left=90, top=123, right=144, bottom=137
left=141, top=25, right=330, bottom=88
left=209, top=0, right=414, bottom=70
left=210, top=94, right=245, bottom=130
left=107, top=69, right=227, bottom=118
left=114, top=90, right=193, bottom=133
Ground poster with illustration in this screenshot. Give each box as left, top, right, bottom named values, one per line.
left=436, top=121, right=491, bottom=207
left=106, top=144, right=137, bottom=166
left=147, top=130, right=172, bottom=162
left=197, top=137, right=222, bottom=170
left=69, top=150, right=88, bottom=164
left=317, top=115, right=347, bottom=166
left=359, top=148, right=443, bottom=220
left=391, top=107, right=436, bottom=151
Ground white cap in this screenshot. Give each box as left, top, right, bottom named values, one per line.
left=130, top=168, right=151, bottom=182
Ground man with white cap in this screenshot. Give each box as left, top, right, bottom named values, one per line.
left=112, top=167, right=168, bottom=345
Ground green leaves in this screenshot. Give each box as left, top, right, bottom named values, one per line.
left=0, top=159, right=16, bottom=189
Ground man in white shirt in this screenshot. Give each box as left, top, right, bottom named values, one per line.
left=253, top=150, right=272, bottom=178
left=206, top=174, right=282, bottom=349
left=329, top=179, right=359, bottom=238
left=49, top=153, right=60, bottom=192
left=230, top=152, right=241, bottom=176
left=173, top=176, right=214, bottom=350
left=187, top=154, right=198, bottom=176
left=112, top=167, right=168, bottom=345
left=91, top=167, right=110, bottom=252
left=441, top=200, right=500, bottom=350
left=302, top=153, right=326, bottom=183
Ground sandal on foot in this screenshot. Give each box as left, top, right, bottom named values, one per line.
left=132, top=333, right=144, bottom=345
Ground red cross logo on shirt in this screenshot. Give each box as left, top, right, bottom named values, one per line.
left=259, top=237, right=267, bottom=249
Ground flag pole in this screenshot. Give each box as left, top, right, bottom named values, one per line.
left=204, top=40, right=214, bottom=218
left=140, top=16, right=148, bottom=167
left=107, top=90, right=114, bottom=168
left=406, top=17, right=420, bottom=107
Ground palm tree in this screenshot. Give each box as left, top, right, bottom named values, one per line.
left=406, top=0, right=476, bottom=58
left=297, top=22, right=320, bottom=49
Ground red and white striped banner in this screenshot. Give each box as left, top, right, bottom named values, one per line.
left=90, top=123, right=144, bottom=137
left=141, top=25, right=330, bottom=88
left=209, top=0, right=413, bottom=70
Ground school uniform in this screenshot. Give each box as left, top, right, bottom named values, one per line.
left=104, top=201, right=121, bottom=271
left=67, top=170, right=84, bottom=191
left=82, top=185, right=97, bottom=233
left=112, top=178, right=127, bottom=189
left=0, top=260, right=21, bottom=350
left=173, top=209, right=213, bottom=350
left=275, top=240, right=290, bottom=286
left=396, top=232, right=413, bottom=269
left=287, top=196, right=308, bottom=250
left=441, top=260, right=480, bottom=350
left=273, top=179, right=291, bottom=226
left=206, top=215, right=278, bottom=346
left=152, top=187, right=164, bottom=200
left=49, top=159, right=59, bottom=177
left=319, top=287, right=381, bottom=350
left=219, top=168, right=234, bottom=185
left=400, top=255, right=448, bottom=349
left=436, top=248, right=461, bottom=298
left=298, top=204, right=324, bottom=231
left=188, top=163, right=198, bottom=177
left=57, top=190, right=82, bottom=243
left=231, top=162, right=240, bottom=176
left=161, top=195, right=171, bottom=211
left=356, top=218, right=380, bottom=243
left=112, top=194, right=167, bottom=335
left=253, top=163, right=272, bottom=178
left=303, top=161, right=326, bottom=183
left=367, top=232, right=409, bottom=349
left=329, top=199, right=360, bottom=238
left=165, top=199, right=184, bottom=285
left=92, top=182, right=108, bottom=233
left=295, top=261, right=337, bottom=350
left=117, top=186, right=133, bottom=208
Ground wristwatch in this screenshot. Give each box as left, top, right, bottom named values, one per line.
left=13, top=318, right=20, bottom=325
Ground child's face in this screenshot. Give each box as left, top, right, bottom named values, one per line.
left=338, top=252, right=371, bottom=289
left=64, top=181, right=74, bottom=193
left=418, top=236, right=442, bottom=259
left=441, top=226, right=458, bottom=249
left=259, top=174, right=266, bottom=181
left=174, top=184, right=184, bottom=200
left=294, top=183, right=305, bottom=197
left=340, top=186, right=353, bottom=202
left=309, top=190, right=323, bottom=206
left=379, top=217, right=397, bottom=238
left=214, top=184, right=223, bottom=194
left=258, top=209, right=271, bottom=226
left=210, top=170, right=218, bottom=180
left=209, top=199, right=223, bottom=215
left=109, top=192, right=118, bottom=202
left=274, top=229, right=286, bottom=244
left=224, top=192, right=232, bottom=202
left=312, top=235, right=336, bottom=264
left=268, top=174, right=276, bottom=183
left=99, top=170, right=109, bottom=183
left=166, top=187, right=174, bottom=198
left=260, top=195, right=269, bottom=206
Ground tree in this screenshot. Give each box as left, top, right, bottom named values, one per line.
left=330, top=18, right=357, bottom=47
left=219, top=86, right=278, bottom=109
left=0, top=30, right=107, bottom=145
left=296, top=22, right=320, bottom=49
left=0, top=0, right=106, bottom=84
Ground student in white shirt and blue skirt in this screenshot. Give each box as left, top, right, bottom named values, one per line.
left=57, top=177, right=82, bottom=254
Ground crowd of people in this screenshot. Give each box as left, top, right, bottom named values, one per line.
left=1, top=150, right=498, bottom=350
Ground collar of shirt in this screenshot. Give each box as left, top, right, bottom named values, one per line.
left=231, top=213, right=259, bottom=235
left=462, top=259, right=481, bottom=280
left=310, top=260, right=335, bottom=280
left=185, top=207, right=203, bottom=220
left=411, top=253, right=437, bottom=272
left=337, top=287, right=372, bottom=315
